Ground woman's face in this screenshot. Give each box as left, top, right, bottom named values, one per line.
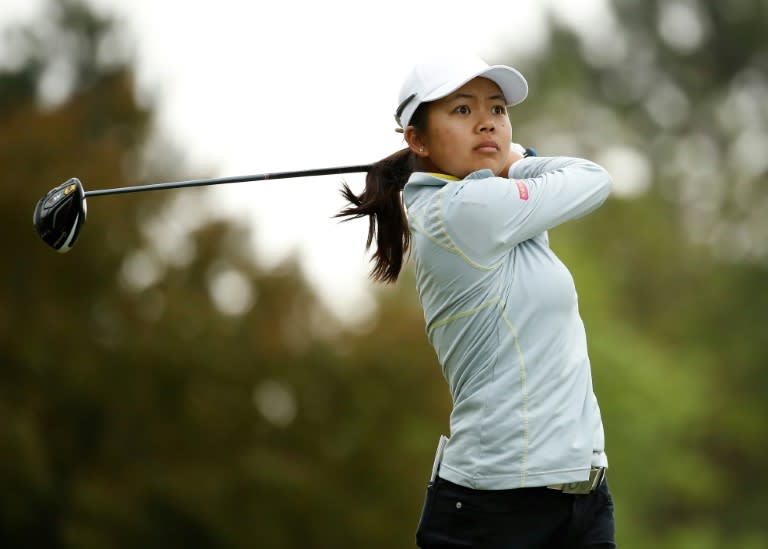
left=407, top=77, right=512, bottom=178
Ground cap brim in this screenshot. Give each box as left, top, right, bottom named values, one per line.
left=423, top=65, right=528, bottom=107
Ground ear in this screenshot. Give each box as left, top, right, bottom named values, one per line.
left=404, top=126, right=429, bottom=159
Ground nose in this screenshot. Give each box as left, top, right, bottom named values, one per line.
left=478, top=117, right=495, bottom=133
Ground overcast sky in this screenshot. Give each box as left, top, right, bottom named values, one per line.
left=2, top=0, right=611, bottom=323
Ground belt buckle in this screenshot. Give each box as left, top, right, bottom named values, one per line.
left=560, top=467, right=604, bottom=495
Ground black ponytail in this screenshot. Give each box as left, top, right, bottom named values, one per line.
left=336, top=148, right=417, bottom=283
left=337, top=102, right=429, bottom=283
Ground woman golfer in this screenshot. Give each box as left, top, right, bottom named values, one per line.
left=338, top=53, right=616, bottom=548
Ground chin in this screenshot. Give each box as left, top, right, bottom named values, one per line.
left=448, top=161, right=504, bottom=179
left=476, top=163, right=505, bottom=176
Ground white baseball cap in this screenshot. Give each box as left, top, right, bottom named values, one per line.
left=395, top=53, right=528, bottom=130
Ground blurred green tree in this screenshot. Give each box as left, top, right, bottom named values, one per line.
left=503, top=1, right=768, bottom=547
left=3, top=0, right=768, bottom=548
left=0, top=2, right=446, bottom=548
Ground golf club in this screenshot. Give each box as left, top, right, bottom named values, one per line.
left=33, top=164, right=372, bottom=253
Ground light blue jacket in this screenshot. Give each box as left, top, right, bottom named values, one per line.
left=403, top=156, right=612, bottom=489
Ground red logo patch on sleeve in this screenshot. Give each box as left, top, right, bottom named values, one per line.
left=515, top=179, right=529, bottom=200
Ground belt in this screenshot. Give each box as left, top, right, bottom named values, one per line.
left=547, top=467, right=606, bottom=495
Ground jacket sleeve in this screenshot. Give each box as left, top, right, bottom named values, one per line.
left=442, top=157, right=612, bottom=263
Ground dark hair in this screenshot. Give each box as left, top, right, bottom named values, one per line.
left=336, top=103, right=429, bottom=283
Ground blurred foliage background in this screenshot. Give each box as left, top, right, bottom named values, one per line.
left=2, top=0, right=767, bottom=547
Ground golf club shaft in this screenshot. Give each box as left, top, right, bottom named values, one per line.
left=83, top=164, right=373, bottom=198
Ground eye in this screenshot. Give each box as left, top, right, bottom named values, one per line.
left=453, top=105, right=471, bottom=115
left=492, top=105, right=506, bottom=115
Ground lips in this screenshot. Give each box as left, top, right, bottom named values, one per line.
left=474, top=141, right=500, bottom=152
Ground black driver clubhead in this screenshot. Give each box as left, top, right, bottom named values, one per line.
left=33, top=178, right=87, bottom=253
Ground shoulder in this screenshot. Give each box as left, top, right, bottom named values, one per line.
left=447, top=170, right=522, bottom=206
left=403, top=172, right=454, bottom=206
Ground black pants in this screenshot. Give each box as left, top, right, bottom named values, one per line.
left=416, top=476, right=616, bottom=549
